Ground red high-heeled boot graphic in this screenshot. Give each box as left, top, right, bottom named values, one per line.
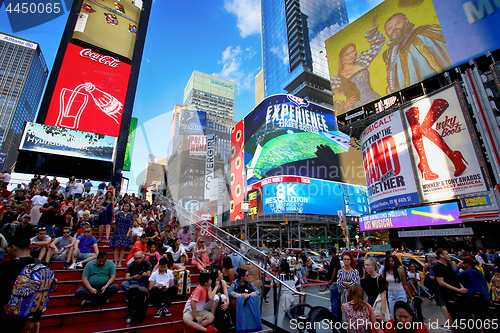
left=421, top=99, right=468, bottom=177
left=405, top=107, right=439, bottom=180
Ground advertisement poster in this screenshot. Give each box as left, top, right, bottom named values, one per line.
left=230, top=120, right=244, bottom=222
left=360, top=202, right=461, bottom=232
left=244, top=94, right=351, bottom=186
left=44, top=44, right=131, bottom=137
left=204, top=134, right=216, bottom=200
left=123, top=116, right=137, bottom=171
left=196, top=211, right=214, bottom=248
left=432, top=0, right=500, bottom=67
left=19, top=122, right=116, bottom=162
left=72, top=0, right=141, bottom=61
left=325, top=0, right=453, bottom=115
left=402, top=86, right=487, bottom=201
left=246, top=176, right=369, bottom=216
left=178, top=109, right=206, bottom=135
left=360, top=111, right=420, bottom=211
left=190, top=135, right=207, bottom=156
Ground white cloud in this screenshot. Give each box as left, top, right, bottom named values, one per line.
left=224, top=0, right=261, bottom=38
left=213, top=45, right=259, bottom=94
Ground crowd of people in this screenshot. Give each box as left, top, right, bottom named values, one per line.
left=1, top=174, right=499, bottom=333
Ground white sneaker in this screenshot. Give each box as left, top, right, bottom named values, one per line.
left=69, top=263, right=76, bottom=270
left=76, top=262, right=83, bottom=268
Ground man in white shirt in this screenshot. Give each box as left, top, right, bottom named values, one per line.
left=30, top=192, right=48, bottom=226
left=74, top=179, right=85, bottom=199
left=149, top=257, right=178, bottom=318
left=2, top=171, right=11, bottom=187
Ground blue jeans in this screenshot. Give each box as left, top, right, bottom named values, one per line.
left=388, top=289, right=407, bottom=319
left=330, top=284, right=340, bottom=319
left=121, top=279, right=148, bottom=292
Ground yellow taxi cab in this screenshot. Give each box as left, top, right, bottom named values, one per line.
left=364, top=252, right=426, bottom=285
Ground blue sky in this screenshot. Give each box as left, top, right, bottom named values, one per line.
left=0, top=0, right=382, bottom=190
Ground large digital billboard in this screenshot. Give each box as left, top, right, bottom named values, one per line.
left=246, top=176, right=369, bottom=216
left=19, top=122, right=116, bottom=162
left=244, top=94, right=351, bottom=186
left=361, top=111, right=420, bottom=211
left=44, top=43, right=131, bottom=137
left=401, top=85, right=487, bottom=201
left=359, top=202, right=461, bottom=232
left=230, top=120, right=245, bottom=221
left=73, top=0, right=142, bottom=62
left=326, top=0, right=452, bottom=115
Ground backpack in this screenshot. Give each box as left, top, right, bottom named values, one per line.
left=5, top=261, right=57, bottom=318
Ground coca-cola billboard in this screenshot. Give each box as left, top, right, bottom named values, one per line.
left=44, top=43, right=131, bottom=137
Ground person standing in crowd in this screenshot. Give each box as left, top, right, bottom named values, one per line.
left=84, top=179, right=93, bottom=194
left=456, top=256, right=490, bottom=301
left=361, top=257, right=388, bottom=321
left=30, top=191, right=47, bottom=226
left=337, top=252, right=360, bottom=306
left=383, top=255, right=412, bottom=319
left=38, top=194, right=60, bottom=237
left=0, top=236, right=45, bottom=333
left=97, top=191, right=115, bottom=243
left=149, top=257, right=178, bottom=318
left=110, top=202, right=133, bottom=268
left=97, top=181, right=106, bottom=195
left=434, top=249, right=468, bottom=325
left=121, top=251, right=152, bottom=292
left=407, top=263, right=434, bottom=299
left=74, top=252, right=119, bottom=307
left=74, top=180, right=84, bottom=200
left=342, top=284, right=377, bottom=333
left=277, top=261, right=301, bottom=312
left=327, top=246, right=342, bottom=318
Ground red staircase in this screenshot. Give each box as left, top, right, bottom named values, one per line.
left=32, top=227, right=201, bottom=333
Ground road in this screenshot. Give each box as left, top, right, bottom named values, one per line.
left=261, top=284, right=452, bottom=333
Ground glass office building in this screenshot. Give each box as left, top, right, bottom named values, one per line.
left=0, top=33, right=48, bottom=169
left=261, top=0, right=348, bottom=107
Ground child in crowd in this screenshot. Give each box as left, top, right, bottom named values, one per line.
left=131, top=220, right=143, bottom=244
left=491, top=277, right=500, bottom=301
left=183, top=271, right=217, bottom=333
left=145, top=244, right=161, bottom=268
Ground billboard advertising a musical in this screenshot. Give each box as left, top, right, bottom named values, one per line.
left=178, top=109, right=206, bottom=136
left=73, top=0, right=142, bottom=62
left=19, top=122, right=116, bottom=162
left=190, top=135, right=207, bottom=156
left=246, top=176, right=369, bottom=216
left=360, top=111, right=420, bottom=211
left=359, top=202, right=461, bottom=232
left=244, top=94, right=351, bottom=186
left=402, top=85, right=487, bottom=202
left=43, top=43, right=131, bottom=137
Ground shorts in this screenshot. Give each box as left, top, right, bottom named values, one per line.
left=435, top=293, right=446, bottom=307
left=183, top=309, right=213, bottom=321
left=52, top=250, right=68, bottom=261
left=77, top=252, right=95, bottom=260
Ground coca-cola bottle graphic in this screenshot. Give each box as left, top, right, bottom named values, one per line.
left=83, top=83, right=123, bottom=124
left=56, top=82, right=123, bottom=130
left=57, top=83, right=89, bottom=129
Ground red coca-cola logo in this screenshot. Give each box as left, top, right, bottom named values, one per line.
left=79, top=49, right=120, bottom=68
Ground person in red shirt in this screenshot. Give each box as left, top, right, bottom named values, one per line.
left=125, top=234, right=148, bottom=265
left=384, top=301, right=428, bottom=333
left=182, top=272, right=217, bottom=333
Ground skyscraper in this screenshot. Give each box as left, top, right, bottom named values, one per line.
left=261, top=0, right=349, bottom=107
left=0, top=33, right=48, bottom=169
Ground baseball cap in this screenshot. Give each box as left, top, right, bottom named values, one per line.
left=183, top=225, right=189, bottom=230
left=23, top=214, right=31, bottom=219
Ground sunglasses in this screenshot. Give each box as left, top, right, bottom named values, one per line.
left=85, top=231, right=91, bottom=234
left=199, top=241, right=204, bottom=243
left=63, top=231, right=70, bottom=234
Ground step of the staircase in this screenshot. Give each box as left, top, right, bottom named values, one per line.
left=40, top=300, right=187, bottom=327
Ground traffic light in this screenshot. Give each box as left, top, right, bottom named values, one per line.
left=341, top=222, right=346, bottom=237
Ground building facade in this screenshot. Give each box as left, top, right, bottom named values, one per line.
left=261, top=0, right=348, bottom=107
left=168, top=71, right=235, bottom=215
left=0, top=33, right=48, bottom=169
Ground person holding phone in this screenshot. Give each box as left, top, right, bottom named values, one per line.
left=149, top=257, right=178, bottom=318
